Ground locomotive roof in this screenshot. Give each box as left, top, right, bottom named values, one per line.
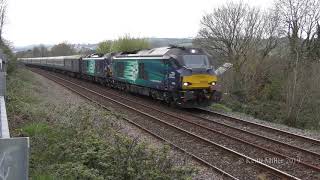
left=135, top=47, right=171, bottom=56
left=114, top=46, right=205, bottom=59
left=18, top=55, right=82, bottom=61
left=18, top=46, right=207, bottom=61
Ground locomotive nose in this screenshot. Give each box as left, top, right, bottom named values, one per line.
left=182, top=74, right=217, bottom=89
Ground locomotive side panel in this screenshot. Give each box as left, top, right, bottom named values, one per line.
left=111, top=58, right=168, bottom=90
left=81, top=59, right=95, bottom=76
left=81, top=58, right=107, bottom=77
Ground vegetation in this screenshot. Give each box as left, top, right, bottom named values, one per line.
left=97, top=35, right=150, bottom=54
left=31, top=44, right=49, bottom=57
left=0, top=0, right=7, bottom=42
left=196, top=0, right=320, bottom=130
left=17, top=36, right=150, bottom=58
left=0, top=41, right=16, bottom=74
left=96, top=40, right=112, bottom=54
left=16, top=42, right=77, bottom=58
left=110, top=35, right=150, bottom=52
left=50, top=42, right=76, bottom=56
left=7, top=68, right=196, bottom=179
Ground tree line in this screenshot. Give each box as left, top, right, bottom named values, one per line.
left=195, top=0, right=320, bottom=129
left=17, top=35, right=149, bottom=58
left=16, top=42, right=92, bottom=58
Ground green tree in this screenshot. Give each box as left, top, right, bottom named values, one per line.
left=96, top=40, right=112, bottom=54
left=111, top=35, right=150, bottom=52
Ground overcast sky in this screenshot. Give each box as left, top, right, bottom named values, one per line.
left=5, top=0, right=273, bottom=47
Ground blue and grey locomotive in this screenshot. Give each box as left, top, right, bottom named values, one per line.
left=19, top=46, right=222, bottom=108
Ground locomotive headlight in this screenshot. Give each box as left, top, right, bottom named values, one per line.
left=183, top=82, right=192, bottom=86
left=210, top=81, right=216, bottom=86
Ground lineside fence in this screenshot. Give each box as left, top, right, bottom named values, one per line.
left=0, top=49, right=29, bottom=180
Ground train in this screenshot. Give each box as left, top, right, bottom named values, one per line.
left=19, top=46, right=225, bottom=108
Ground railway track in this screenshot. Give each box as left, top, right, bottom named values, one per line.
left=197, top=109, right=320, bottom=148
left=30, top=67, right=320, bottom=179
left=195, top=108, right=320, bottom=155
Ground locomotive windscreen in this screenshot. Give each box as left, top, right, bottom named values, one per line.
left=182, top=55, right=210, bottom=68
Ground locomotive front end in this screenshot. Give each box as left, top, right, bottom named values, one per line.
left=170, top=48, right=221, bottom=107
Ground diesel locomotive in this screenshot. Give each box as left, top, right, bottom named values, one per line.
left=19, top=46, right=223, bottom=108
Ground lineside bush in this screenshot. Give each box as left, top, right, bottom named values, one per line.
left=0, top=41, right=17, bottom=74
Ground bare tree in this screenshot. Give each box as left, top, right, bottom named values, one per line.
left=276, top=0, right=320, bottom=125
left=32, top=47, right=41, bottom=57
left=277, top=0, right=320, bottom=57
left=50, top=42, right=76, bottom=56
left=195, top=2, right=281, bottom=101
left=0, top=0, right=7, bottom=42
left=196, top=2, right=280, bottom=68
left=39, top=44, right=49, bottom=57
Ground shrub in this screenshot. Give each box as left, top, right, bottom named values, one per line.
left=21, top=123, right=196, bottom=180
left=96, top=40, right=112, bottom=54
left=111, top=35, right=150, bottom=53
left=0, top=41, right=17, bottom=74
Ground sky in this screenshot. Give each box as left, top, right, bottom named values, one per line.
left=5, top=0, right=273, bottom=47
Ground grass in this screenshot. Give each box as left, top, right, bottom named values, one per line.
left=7, top=68, right=197, bottom=179
left=211, top=103, right=232, bottom=112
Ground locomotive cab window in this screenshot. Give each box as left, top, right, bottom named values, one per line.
left=167, top=58, right=180, bottom=69
left=183, top=55, right=210, bottom=68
